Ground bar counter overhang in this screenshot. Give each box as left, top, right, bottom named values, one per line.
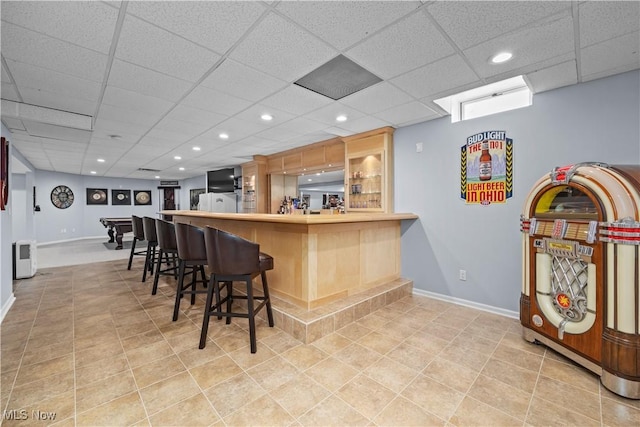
left=165, top=210, right=418, bottom=310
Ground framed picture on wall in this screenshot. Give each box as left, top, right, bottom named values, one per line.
left=111, top=189, right=131, bottom=205
left=190, top=188, right=205, bottom=210
left=134, top=190, right=152, bottom=206
left=86, top=188, right=108, bottom=205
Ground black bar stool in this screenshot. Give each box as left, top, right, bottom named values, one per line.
left=127, top=215, right=146, bottom=270
left=141, top=216, right=160, bottom=282
left=173, top=222, right=209, bottom=321
left=200, top=227, right=274, bottom=353
left=152, top=219, right=179, bottom=295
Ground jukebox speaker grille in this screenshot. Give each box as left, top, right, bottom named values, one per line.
left=550, top=256, right=589, bottom=322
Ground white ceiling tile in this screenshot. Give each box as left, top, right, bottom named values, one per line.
left=153, top=117, right=210, bottom=140
left=116, top=15, right=220, bottom=82
left=232, top=104, right=296, bottom=129
left=6, top=60, right=102, bottom=103
left=261, top=85, right=334, bottom=116
left=391, top=55, right=479, bottom=99
left=164, top=105, right=227, bottom=128
left=1, top=62, right=12, bottom=83
left=338, top=116, right=393, bottom=134
left=463, top=15, right=575, bottom=80
left=302, top=103, right=365, bottom=126
left=19, top=87, right=96, bottom=116
left=374, top=101, right=439, bottom=127
left=276, top=1, right=421, bottom=50
left=181, top=86, right=252, bottom=116
left=23, top=121, right=92, bottom=144
left=0, top=83, right=20, bottom=102
left=1, top=117, right=26, bottom=132
left=526, top=61, right=577, bottom=94
left=101, top=86, right=174, bottom=116
left=579, top=2, right=640, bottom=47
left=97, top=104, right=162, bottom=128
left=107, top=60, right=192, bottom=102
left=427, top=1, right=571, bottom=50
left=340, top=82, right=413, bottom=115
left=1, top=22, right=107, bottom=82
left=210, top=116, right=270, bottom=141
left=200, top=58, right=287, bottom=102
left=229, top=12, right=337, bottom=82
left=347, top=10, right=454, bottom=79
left=581, top=32, right=640, bottom=81
left=139, top=130, right=190, bottom=147
left=255, top=126, right=302, bottom=143
left=92, top=118, right=149, bottom=141
left=1, top=1, right=119, bottom=53
left=126, top=1, right=266, bottom=54
left=274, top=117, right=328, bottom=135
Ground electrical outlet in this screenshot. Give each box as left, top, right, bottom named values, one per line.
left=459, top=269, right=467, bottom=281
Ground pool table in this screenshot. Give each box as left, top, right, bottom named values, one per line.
left=99, top=217, right=133, bottom=250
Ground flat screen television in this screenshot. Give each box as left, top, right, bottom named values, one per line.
left=207, top=168, right=235, bottom=193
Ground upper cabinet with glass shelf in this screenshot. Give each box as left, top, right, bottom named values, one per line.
left=343, top=127, right=394, bottom=213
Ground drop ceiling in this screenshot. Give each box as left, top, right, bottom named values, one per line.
left=1, top=1, right=638, bottom=180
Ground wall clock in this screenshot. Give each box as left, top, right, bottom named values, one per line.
left=51, top=185, right=75, bottom=209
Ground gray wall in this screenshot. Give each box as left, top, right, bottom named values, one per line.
left=34, top=171, right=160, bottom=243
left=395, top=71, right=640, bottom=313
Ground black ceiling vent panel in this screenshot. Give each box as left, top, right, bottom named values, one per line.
left=294, top=55, right=382, bottom=100
left=137, top=168, right=161, bottom=172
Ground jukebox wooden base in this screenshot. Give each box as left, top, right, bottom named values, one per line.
left=520, top=163, right=640, bottom=400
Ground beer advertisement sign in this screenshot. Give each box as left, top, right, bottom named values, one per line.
left=460, top=131, right=513, bottom=205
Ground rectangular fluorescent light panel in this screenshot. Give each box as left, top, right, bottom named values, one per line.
left=434, top=75, right=532, bottom=123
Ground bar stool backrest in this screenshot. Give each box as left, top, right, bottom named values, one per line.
left=155, top=219, right=177, bottom=251
left=142, top=216, right=158, bottom=243
left=132, top=215, right=145, bottom=240
left=175, top=222, right=207, bottom=262
left=204, top=227, right=259, bottom=275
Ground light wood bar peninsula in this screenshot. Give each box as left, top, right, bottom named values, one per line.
left=169, top=210, right=418, bottom=310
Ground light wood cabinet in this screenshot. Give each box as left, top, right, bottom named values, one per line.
left=241, top=156, right=268, bottom=213
left=266, top=137, right=344, bottom=175
left=343, top=127, right=394, bottom=213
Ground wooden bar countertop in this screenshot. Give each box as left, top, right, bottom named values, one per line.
left=161, top=210, right=418, bottom=224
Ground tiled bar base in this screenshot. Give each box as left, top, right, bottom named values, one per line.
left=261, top=279, right=413, bottom=344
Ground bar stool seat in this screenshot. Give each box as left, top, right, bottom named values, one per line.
left=127, top=215, right=146, bottom=270
left=173, top=222, right=209, bottom=321
left=200, top=227, right=274, bottom=353
left=152, top=219, right=179, bottom=295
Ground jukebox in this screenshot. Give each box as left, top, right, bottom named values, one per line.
left=520, top=163, right=640, bottom=399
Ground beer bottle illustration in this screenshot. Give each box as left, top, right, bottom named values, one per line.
left=479, top=141, right=492, bottom=181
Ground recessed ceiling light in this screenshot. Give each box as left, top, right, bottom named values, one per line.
left=97, top=158, right=105, bottom=163
left=174, top=156, right=182, bottom=160
left=316, top=172, right=321, bottom=176
left=308, top=178, right=312, bottom=182
left=491, top=52, right=513, bottom=64
left=219, top=133, right=229, bottom=140
left=336, top=115, right=347, bottom=122
left=192, top=146, right=201, bottom=151
left=179, top=167, right=185, bottom=171
left=90, top=171, right=96, bottom=174
left=155, top=175, right=160, bottom=179
left=261, top=114, right=273, bottom=121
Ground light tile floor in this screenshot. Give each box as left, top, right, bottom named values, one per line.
left=2, top=240, right=640, bottom=426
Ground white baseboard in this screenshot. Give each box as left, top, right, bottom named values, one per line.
left=37, top=236, right=112, bottom=247
left=412, top=288, right=519, bottom=319
left=0, top=293, right=16, bottom=324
